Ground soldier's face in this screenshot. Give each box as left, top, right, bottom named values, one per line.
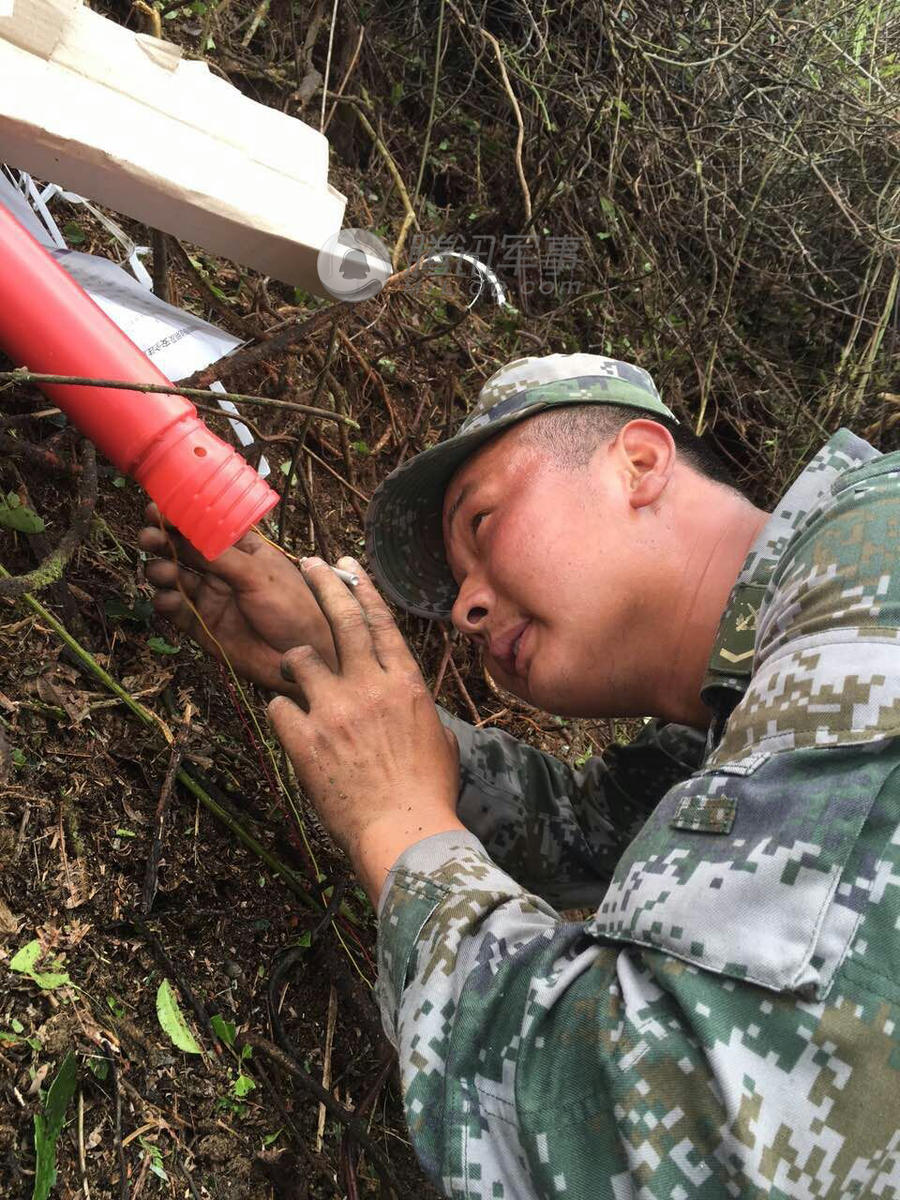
left=442, top=427, right=657, bottom=717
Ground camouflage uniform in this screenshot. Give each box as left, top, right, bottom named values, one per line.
left=375, top=429, right=900, bottom=1199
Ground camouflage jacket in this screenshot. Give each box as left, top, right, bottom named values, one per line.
left=376, top=429, right=900, bottom=1199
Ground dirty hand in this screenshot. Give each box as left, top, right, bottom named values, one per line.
left=267, top=556, right=463, bottom=905
left=138, top=503, right=337, bottom=692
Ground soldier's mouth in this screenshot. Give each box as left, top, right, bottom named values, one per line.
left=511, top=627, right=527, bottom=670
left=490, top=620, right=532, bottom=677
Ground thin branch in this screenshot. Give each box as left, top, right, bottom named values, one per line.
left=1, top=370, right=359, bottom=426
left=478, top=28, right=533, bottom=228
left=412, top=0, right=446, bottom=212
left=339, top=98, right=419, bottom=264
left=244, top=1034, right=399, bottom=1197
left=323, top=22, right=365, bottom=132
left=141, top=703, right=194, bottom=914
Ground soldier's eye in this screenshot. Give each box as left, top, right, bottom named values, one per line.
left=471, top=512, right=488, bottom=537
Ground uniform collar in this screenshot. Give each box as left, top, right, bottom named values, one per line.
left=700, top=429, right=880, bottom=745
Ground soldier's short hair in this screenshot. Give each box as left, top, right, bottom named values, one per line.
left=520, top=403, right=738, bottom=489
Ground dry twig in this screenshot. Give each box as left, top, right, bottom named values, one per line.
left=0, top=370, right=359, bottom=426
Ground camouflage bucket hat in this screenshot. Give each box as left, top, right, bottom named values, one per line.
left=365, top=353, right=676, bottom=620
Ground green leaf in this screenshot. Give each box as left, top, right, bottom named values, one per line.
left=33, top=967, right=71, bottom=991
left=155, top=980, right=202, bottom=1054
left=187, top=255, right=224, bottom=298
left=147, top=636, right=179, bottom=656
left=139, top=1134, right=169, bottom=1180
left=11, top=1017, right=24, bottom=1033
left=0, top=493, right=45, bottom=534
left=33, top=1050, right=77, bottom=1200
left=210, top=1014, right=236, bottom=1048
left=597, top=196, right=619, bottom=225
left=262, top=1129, right=282, bottom=1147
left=104, top=596, right=154, bottom=626
left=114, top=828, right=136, bottom=839
left=11, top=748, right=26, bottom=769
left=10, top=940, right=71, bottom=990
left=10, top=941, right=40, bottom=973
left=233, top=1073, right=255, bottom=1098
left=106, top=995, right=125, bottom=1018
left=87, top=1057, right=109, bottom=1081
left=62, top=222, right=87, bottom=246
left=350, top=440, right=370, bottom=456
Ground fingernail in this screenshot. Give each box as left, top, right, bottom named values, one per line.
left=336, top=555, right=358, bottom=570
left=280, top=658, right=295, bottom=683
left=300, top=556, right=323, bottom=570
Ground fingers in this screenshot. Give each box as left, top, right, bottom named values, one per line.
left=299, top=557, right=377, bottom=672
left=138, top=519, right=210, bottom=573
left=145, top=557, right=200, bottom=591
left=280, top=642, right=331, bottom=691
left=143, top=549, right=202, bottom=629
left=140, top=520, right=267, bottom=594
left=144, top=502, right=170, bottom=531
left=151, top=587, right=199, bottom=632
left=335, top=557, right=409, bottom=670
left=266, top=694, right=309, bottom=765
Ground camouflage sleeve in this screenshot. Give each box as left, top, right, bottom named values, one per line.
left=437, top=708, right=705, bottom=908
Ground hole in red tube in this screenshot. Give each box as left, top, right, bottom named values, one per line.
left=193, top=446, right=207, bottom=457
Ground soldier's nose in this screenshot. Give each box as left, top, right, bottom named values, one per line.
left=451, top=581, right=491, bottom=637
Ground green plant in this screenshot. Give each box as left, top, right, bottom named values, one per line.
left=33, top=1052, right=77, bottom=1200
left=10, top=941, right=72, bottom=991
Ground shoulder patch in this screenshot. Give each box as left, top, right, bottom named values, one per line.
left=671, top=793, right=736, bottom=834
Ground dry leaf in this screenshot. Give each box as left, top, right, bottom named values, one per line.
left=62, top=860, right=97, bottom=909
left=0, top=897, right=20, bottom=938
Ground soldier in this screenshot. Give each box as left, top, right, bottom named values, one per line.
left=141, top=354, right=900, bottom=1198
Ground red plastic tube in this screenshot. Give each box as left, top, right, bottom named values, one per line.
left=0, top=203, right=278, bottom=560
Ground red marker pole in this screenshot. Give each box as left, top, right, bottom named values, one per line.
left=0, top=203, right=278, bottom=560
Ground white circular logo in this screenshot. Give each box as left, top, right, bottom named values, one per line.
left=316, top=229, right=393, bottom=302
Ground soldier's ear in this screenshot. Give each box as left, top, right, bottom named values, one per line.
left=616, top=419, right=676, bottom=509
